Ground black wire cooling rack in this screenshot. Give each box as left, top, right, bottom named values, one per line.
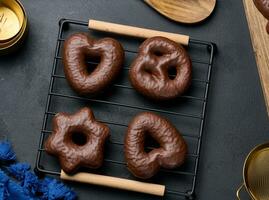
left=35, top=19, right=216, bottom=200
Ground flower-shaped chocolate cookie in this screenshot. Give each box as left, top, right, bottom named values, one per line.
left=45, top=107, right=110, bottom=174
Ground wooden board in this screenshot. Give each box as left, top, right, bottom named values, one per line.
left=243, top=0, right=269, bottom=115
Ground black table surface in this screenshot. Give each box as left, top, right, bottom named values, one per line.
left=0, top=0, right=268, bottom=199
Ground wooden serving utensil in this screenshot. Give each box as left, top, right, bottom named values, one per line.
left=144, top=0, right=216, bottom=24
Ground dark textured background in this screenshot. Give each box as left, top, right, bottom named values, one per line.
left=0, top=0, right=268, bottom=199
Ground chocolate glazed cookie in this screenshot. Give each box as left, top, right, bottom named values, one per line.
left=129, top=36, right=192, bottom=101
left=124, top=112, right=187, bottom=179
left=254, top=0, right=269, bottom=33
left=63, top=33, right=124, bottom=95
left=45, top=107, right=110, bottom=174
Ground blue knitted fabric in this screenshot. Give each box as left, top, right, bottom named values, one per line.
left=0, top=140, right=77, bottom=200
left=0, top=170, right=32, bottom=200
left=0, top=141, right=16, bottom=162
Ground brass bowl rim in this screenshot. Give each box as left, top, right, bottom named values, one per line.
left=242, top=142, right=269, bottom=200
left=0, top=0, right=27, bottom=42
left=0, top=16, right=27, bottom=50
left=0, top=1, right=27, bottom=51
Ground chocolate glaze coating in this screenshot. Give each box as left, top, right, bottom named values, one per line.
left=63, top=33, right=124, bottom=95
left=45, top=107, right=110, bottom=174
left=129, top=36, right=192, bottom=100
left=254, top=0, right=269, bottom=33
left=124, top=112, right=187, bottom=179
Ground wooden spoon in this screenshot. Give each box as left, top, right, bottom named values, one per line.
left=144, top=0, right=216, bottom=24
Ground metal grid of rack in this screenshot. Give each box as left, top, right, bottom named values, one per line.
left=35, top=19, right=216, bottom=200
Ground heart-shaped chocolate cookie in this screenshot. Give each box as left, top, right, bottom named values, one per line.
left=63, top=33, right=124, bottom=95
left=124, top=112, right=187, bottom=179
left=254, top=0, right=269, bottom=33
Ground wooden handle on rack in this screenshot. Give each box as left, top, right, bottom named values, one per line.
left=60, top=170, right=165, bottom=196
left=88, top=19, right=190, bottom=46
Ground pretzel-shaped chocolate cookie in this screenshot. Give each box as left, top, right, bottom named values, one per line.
left=254, top=0, right=269, bottom=33
left=63, top=33, right=124, bottom=95
left=124, top=112, right=187, bottom=179
left=129, top=36, right=192, bottom=100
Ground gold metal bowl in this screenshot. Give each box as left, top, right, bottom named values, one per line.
left=0, top=0, right=27, bottom=55
left=237, top=142, right=269, bottom=200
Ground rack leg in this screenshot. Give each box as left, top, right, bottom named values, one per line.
left=34, top=165, right=45, bottom=178
left=59, top=18, right=69, bottom=30
left=186, top=190, right=195, bottom=200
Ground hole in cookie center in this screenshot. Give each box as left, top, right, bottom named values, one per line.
left=144, top=65, right=153, bottom=74
left=71, top=132, right=88, bottom=146
left=152, top=50, right=164, bottom=57
left=168, top=66, right=177, bottom=80
left=144, top=133, right=160, bottom=153
left=85, top=55, right=101, bottom=74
